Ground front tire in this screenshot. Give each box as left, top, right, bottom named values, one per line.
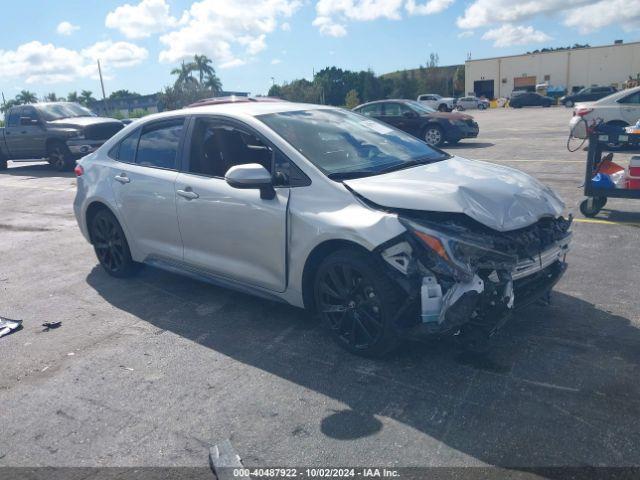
left=47, top=141, right=74, bottom=172
left=90, top=209, right=140, bottom=278
left=565, top=100, right=574, bottom=108
left=314, top=249, right=401, bottom=357
left=424, top=125, right=445, bottom=147
left=438, top=104, right=448, bottom=112
left=0, top=153, right=7, bottom=171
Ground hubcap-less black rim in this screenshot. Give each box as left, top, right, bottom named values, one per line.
left=318, top=265, right=384, bottom=349
left=50, top=148, right=65, bottom=169
left=93, top=216, right=125, bottom=272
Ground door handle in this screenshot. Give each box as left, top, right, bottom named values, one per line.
left=114, top=174, right=130, bottom=184
left=177, top=189, right=199, bottom=200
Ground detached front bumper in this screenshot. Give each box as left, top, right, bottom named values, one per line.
left=66, top=139, right=105, bottom=156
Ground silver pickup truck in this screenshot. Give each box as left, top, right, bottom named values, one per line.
left=0, top=102, right=124, bottom=171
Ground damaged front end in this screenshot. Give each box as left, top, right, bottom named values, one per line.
left=378, top=212, right=572, bottom=341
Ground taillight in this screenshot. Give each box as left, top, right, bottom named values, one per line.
left=575, top=107, right=593, bottom=117
left=74, top=165, right=84, bottom=176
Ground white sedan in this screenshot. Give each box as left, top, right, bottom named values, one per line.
left=569, top=86, right=640, bottom=138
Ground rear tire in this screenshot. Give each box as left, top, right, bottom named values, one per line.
left=314, top=248, right=402, bottom=357
left=47, top=141, right=74, bottom=172
left=90, top=209, right=140, bottom=278
left=565, top=100, right=574, bottom=108
left=0, top=153, right=7, bottom=171
left=424, top=125, right=445, bottom=147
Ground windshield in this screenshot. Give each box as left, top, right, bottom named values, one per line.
left=404, top=100, right=436, bottom=114
left=38, top=103, right=96, bottom=121
left=259, top=108, right=448, bottom=179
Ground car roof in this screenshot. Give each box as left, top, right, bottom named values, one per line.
left=136, top=101, right=334, bottom=122
left=354, top=99, right=412, bottom=108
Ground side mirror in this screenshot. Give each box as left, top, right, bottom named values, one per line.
left=225, top=163, right=276, bottom=200
left=20, top=117, right=39, bottom=126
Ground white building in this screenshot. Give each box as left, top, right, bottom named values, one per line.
left=465, top=41, right=640, bottom=99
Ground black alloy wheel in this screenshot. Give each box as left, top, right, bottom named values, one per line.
left=90, top=209, right=140, bottom=278
left=314, top=249, right=400, bottom=357
left=48, top=142, right=73, bottom=172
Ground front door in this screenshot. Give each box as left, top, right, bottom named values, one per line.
left=380, top=102, right=422, bottom=136
left=175, top=117, right=289, bottom=292
left=20, top=106, right=47, bottom=158
left=109, top=118, right=186, bottom=261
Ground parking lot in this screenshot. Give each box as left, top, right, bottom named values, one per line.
left=1, top=107, right=639, bottom=471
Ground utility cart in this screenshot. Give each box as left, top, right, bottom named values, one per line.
left=580, top=126, right=640, bottom=217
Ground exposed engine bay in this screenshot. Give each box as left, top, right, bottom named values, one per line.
left=377, top=210, right=572, bottom=340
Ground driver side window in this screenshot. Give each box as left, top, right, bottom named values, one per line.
left=383, top=103, right=411, bottom=116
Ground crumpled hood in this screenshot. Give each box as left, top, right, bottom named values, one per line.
left=344, top=156, right=565, bottom=232
left=47, top=117, right=122, bottom=129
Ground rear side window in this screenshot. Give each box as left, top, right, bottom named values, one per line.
left=619, top=92, right=640, bottom=105
left=109, top=129, right=140, bottom=163
left=136, top=119, right=185, bottom=169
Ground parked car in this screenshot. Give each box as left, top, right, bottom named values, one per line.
left=509, top=92, right=554, bottom=108
left=74, top=101, right=571, bottom=356
left=353, top=99, right=478, bottom=147
left=569, top=86, right=640, bottom=138
left=560, top=86, right=617, bottom=108
left=456, top=96, right=489, bottom=111
left=417, top=94, right=455, bottom=112
left=0, top=102, right=124, bottom=171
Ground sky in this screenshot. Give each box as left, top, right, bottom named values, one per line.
left=0, top=0, right=638, bottom=100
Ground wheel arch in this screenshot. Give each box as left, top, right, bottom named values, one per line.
left=301, top=239, right=372, bottom=311
left=45, top=136, right=68, bottom=153
left=85, top=201, right=118, bottom=244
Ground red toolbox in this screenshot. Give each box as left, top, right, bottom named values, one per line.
left=629, top=156, right=640, bottom=189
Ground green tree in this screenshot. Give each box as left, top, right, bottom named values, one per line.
left=109, top=89, right=141, bottom=100
left=193, top=54, right=215, bottom=84
left=345, top=89, right=360, bottom=109
left=43, top=92, right=58, bottom=102
left=203, top=72, right=222, bottom=94
left=67, top=91, right=80, bottom=103
left=171, top=61, right=197, bottom=86
left=79, top=90, right=97, bottom=106
left=16, top=90, right=37, bottom=104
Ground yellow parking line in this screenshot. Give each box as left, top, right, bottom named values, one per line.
left=574, top=218, right=640, bottom=228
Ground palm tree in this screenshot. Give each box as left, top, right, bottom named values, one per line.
left=79, top=90, right=96, bottom=107
left=203, top=73, right=222, bottom=95
left=43, top=92, right=58, bottom=102
left=193, top=54, right=215, bottom=84
left=67, top=91, right=80, bottom=103
left=171, top=61, right=197, bottom=86
left=16, top=90, right=37, bottom=104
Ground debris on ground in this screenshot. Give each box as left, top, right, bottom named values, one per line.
left=209, top=439, right=249, bottom=480
left=0, top=317, right=23, bottom=338
left=42, top=320, right=62, bottom=332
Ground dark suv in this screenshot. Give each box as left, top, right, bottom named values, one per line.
left=560, top=86, right=617, bottom=108
left=0, top=102, right=123, bottom=171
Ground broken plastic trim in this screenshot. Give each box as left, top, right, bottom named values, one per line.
left=400, top=217, right=518, bottom=282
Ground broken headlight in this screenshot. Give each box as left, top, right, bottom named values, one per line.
left=400, top=219, right=518, bottom=281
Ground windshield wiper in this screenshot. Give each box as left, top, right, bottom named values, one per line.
left=327, top=171, right=378, bottom=180
left=375, top=155, right=446, bottom=175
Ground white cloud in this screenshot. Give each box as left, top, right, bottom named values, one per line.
left=481, top=24, right=551, bottom=47
left=281, top=21, right=291, bottom=30
left=457, top=30, right=473, bottom=38
left=271, top=58, right=282, bottom=64
left=56, top=21, right=79, bottom=36
left=0, top=40, right=147, bottom=85
left=105, top=0, right=183, bottom=39
left=158, top=0, right=300, bottom=67
left=563, top=0, right=640, bottom=33
left=81, top=40, right=149, bottom=68
left=405, top=0, right=454, bottom=15
left=313, top=0, right=451, bottom=36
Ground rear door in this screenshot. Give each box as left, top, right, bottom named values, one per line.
left=175, top=116, right=289, bottom=292
left=618, top=91, right=640, bottom=124
left=109, top=118, right=186, bottom=261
